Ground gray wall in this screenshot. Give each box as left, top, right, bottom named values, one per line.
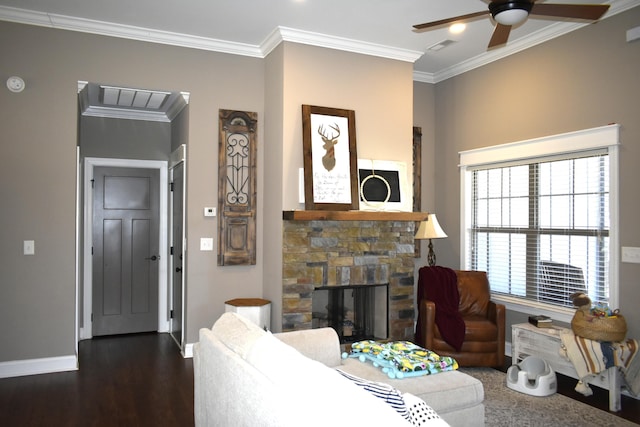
left=428, top=6, right=640, bottom=340
left=80, top=116, right=172, bottom=160
left=262, top=42, right=416, bottom=332
left=0, top=20, right=265, bottom=361
left=1, top=6, right=638, bottom=365
left=0, top=18, right=415, bottom=363
left=412, top=81, right=437, bottom=308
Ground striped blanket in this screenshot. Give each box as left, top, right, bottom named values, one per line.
left=560, top=329, right=640, bottom=396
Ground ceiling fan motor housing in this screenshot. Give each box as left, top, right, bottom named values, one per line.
left=489, top=1, right=534, bottom=22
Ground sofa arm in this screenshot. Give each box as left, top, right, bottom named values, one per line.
left=418, top=299, right=437, bottom=350
left=488, top=301, right=506, bottom=367
left=275, top=327, right=343, bottom=367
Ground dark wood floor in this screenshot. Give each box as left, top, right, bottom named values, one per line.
left=500, top=356, right=640, bottom=425
left=1, top=334, right=638, bottom=426
left=0, top=333, right=194, bottom=427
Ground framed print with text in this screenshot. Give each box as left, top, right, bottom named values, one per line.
left=302, top=105, right=358, bottom=211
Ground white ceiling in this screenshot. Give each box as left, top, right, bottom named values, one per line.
left=0, top=0, right=636, bottom=83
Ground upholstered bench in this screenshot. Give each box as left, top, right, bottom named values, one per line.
left=278, top=331, right=485, bottom=426
left=339, top=358, right=484, bottom=426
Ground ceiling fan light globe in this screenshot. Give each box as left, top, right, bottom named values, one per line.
left=494, top=9, right=529, bottom=25
left=489, top=1, right=533, bottom=26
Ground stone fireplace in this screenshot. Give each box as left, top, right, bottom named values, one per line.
left=282, top=211, right=428, bottom=341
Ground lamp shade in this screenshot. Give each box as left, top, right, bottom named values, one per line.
left=415, top=214, right=447, bottom=240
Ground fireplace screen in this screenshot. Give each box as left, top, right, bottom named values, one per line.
left=312, top=284, right=388, bottom=343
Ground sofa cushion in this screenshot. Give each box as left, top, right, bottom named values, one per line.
left=245, top=329, right=413, bottom=425
left=340, top=358, right=484, bottom=415
left=336, top=369, right=410, bottom=420
left=275, top=327, right=342, bottom=367
left=403, top=392, right=450, bottom=426
left=211, top=312, right=267, bottom=359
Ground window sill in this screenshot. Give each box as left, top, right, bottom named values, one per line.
left=491, top=294, right=574, bottom=324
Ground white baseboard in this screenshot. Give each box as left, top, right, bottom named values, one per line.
left=0, top=355, right=78, bottom=379
left=79, top=327, right=91, bottom=340
left=183, top=343, right=194, bottom=358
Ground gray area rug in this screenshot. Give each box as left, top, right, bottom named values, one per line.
left=460, top=368, right=638, bottom=426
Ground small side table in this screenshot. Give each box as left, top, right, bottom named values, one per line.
left=512, top=322, right=621, bottom=411
left=225, top=298, right=271, bottom=330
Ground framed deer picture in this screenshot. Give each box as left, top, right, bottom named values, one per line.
left=301, top=105, right=358, bottom=211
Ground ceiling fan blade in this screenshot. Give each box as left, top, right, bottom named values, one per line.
left=488, top=23, right=512, bottom=48
left=530, top=3, right=610, bottom=21
left=414, top=10, right=489, bottom=30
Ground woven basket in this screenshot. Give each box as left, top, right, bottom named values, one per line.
left=571, top=309, right=627, bottom=342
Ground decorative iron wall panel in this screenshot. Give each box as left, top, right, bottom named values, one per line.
left=217, top=109, right=257, bottom=266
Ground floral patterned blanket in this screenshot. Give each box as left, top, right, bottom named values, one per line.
left=344, top=340, right=458, bottom=379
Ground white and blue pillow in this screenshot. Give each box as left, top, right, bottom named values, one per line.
left=336, top=369, right=411, bottom=421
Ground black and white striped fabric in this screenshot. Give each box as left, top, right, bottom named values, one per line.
left=336, top=369, right=410, bottom=421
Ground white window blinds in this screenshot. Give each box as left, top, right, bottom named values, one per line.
left=460, top=124, right=620, bottom=316
left=469, top=152, right=609, bottom=307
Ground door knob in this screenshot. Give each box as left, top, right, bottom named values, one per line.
left=175, top=267, right=182, bottom=273
left=146, top=255, right=159, bottom=261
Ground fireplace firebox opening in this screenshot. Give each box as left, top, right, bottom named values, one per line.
left=312, top=283, right=388, bottom=343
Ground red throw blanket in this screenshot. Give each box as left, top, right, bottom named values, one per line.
left=415, top=266, right=465, bottom=351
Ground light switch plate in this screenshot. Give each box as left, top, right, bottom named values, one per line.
left=204, top=207, right=216, bottom=217
left=200, top=237, right=214, bottom=251
left=24, top=240, right=35, bottom=255
left=621, top=246, right=640, bottom=263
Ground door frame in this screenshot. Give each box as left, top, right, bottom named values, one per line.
left=81, top=157, right=169, bottom=340
left=169, top=144, right=187, bottom=352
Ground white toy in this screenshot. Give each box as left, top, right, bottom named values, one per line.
left=506, top=356, right=557, bottom=397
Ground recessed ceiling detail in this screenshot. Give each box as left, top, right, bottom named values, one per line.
left=78, top=82, right=188, bottom=122
left=101, top=85, right=170, bottom=110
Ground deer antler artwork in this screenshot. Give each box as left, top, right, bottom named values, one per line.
left=317, top=123, right=340, bottom=171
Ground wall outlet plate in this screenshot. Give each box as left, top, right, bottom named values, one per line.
left=621, top=246, right=640, bottom=263
left=200, top=237, right=214, bottom=251
left=204, top=207, right=216, bottom=217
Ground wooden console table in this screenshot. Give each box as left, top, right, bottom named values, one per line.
left=512, top=322, right=621, bottom=411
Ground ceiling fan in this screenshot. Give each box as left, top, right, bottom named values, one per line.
left=414, top=1, right=610, bottom=49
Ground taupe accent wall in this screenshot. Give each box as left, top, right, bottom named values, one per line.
left=0, top=19, right=416, bottom=362
left=1, top=5, right=638, bottom=365
left=423, top=6, right=640, bottom=339
left=0, top=20, right=267, bottom=361
left=263, top=41, right=416, bottom=332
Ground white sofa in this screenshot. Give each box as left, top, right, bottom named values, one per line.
left=194, top=312, right=485, bottom=426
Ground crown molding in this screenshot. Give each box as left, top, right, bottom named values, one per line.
left=1, top=0, right=636, bottom=83
left=0, top=6, right=421, bottom=64
left=413, top=71, right=437, bottom=84
left=0, top=5, right=262, bottom=57
left=265, top=26, right=423, bottom=63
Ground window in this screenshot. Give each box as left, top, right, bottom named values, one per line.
left=460, top=125, right=619, bottom=320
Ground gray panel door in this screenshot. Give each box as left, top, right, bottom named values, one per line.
left=92, top=166, right=160, bottom=336
left=170, top=162, right=184, bottom=347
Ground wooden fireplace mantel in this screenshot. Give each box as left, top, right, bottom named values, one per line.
left=282, top=210, right=429, bottom=222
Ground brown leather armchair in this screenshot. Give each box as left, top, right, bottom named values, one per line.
left=417, top=269, right=505, bottom=368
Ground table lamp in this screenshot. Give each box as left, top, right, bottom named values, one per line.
left=415, top=214, right=447, bottom=266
